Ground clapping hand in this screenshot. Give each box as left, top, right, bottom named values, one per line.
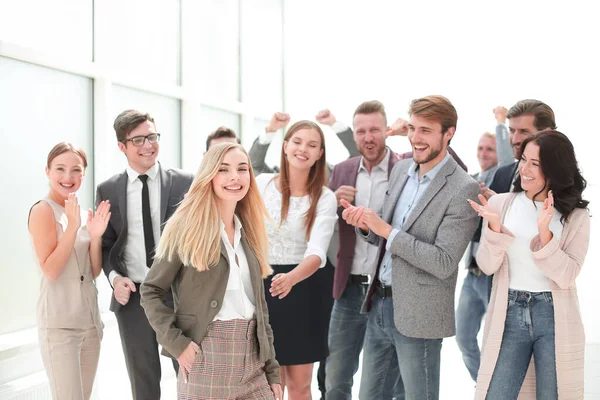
left=87, top=200, right=111, bottom=239
left=467, top=194, right=501, bottom=232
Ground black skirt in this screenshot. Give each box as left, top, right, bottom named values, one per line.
left=264, top=260, right=334, bottom=366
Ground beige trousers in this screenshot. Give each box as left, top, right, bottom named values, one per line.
left=39, top=327, right=101, bottom=400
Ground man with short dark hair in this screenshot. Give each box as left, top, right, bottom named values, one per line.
left=96, top=109, right=194, bottom=400
left=343, top=96, right=480, bottom=399
left=205, top=126, right=240, bottom=153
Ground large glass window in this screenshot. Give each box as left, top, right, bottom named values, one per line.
left=0, top=57, right=93, bottom=334
left=240, top=0, right=283, bottom=112
left=97, top=0, right=181, bottom=84
left=0, top=0, right=93, bottom=60
left=182, top=106, right=240, bottom=172
left=182, top=0, right=240, bottom=102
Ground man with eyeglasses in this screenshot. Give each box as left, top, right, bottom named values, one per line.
left=96, top=109, right=194, bottom=400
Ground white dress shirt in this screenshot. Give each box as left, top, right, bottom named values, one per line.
left=110, top=163, right=161, bottom=285
left=214, top=215, right=256, bottom=321
left=504, top=192, right=564, bottom=292
left=351, top=149, right=391, bottom=276
left=256, top=174, right=338, bottom=268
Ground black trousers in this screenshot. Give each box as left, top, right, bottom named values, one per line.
left=114, top=286, right=178, bottom=400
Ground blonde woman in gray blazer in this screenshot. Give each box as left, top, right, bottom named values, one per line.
left=141, top=143, right=282, bottom=400
left=28, top=142, right=111, bottom=400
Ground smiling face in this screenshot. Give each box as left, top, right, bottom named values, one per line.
left=118, top=120, right=159, bottom=174
left=477, top=134, right=498, bottom=172
left=519, top=142, right=548, bottom=200
left=353, top=112, right=387, bottom=167
left=508, top=114, right=537, bottom=159
left=282, top=128, right=324, bottom=171
left=211, top=148, right=251, bottom=205
left=408, top=115, right=453, bottom=169
left=46, top=151, right=86, bottom=201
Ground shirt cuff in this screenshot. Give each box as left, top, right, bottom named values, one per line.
left=258, top=130, right=277, bottom=145
left=385, top=229, right=400, bottom=251
left=330, top=121, right=349, bottom=134
left=109, top=270, right=122, bottom=288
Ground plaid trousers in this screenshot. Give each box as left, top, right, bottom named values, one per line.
left=177, top=319, right=274, bottom=400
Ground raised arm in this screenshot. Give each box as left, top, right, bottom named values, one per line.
left=315, top=109, right=359, bottom=159
left=494, top=106, right=514, bottom=167
left=248, top=112, right=290, bottom=176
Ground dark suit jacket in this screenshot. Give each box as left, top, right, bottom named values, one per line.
left=96, top=164, right=194, bottom=312
left=328, top=150, right=411, bottom=299
left=471, top=161, right=518, bottom=243
left=140, top=236, right=280, bottom=384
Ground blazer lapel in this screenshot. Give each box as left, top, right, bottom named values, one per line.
left=384, top=165, right=409, bottom=222
left=116, top=172, right=128, bottom=226
left=159, top=164, right=172, bottom=224
left=402, top=158, right=456, bottom=232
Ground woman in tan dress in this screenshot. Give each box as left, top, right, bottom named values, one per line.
left=28, top=142, right=111, bottom=400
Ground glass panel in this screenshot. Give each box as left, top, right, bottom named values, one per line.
left=182, top=0, right=239, bottom=102
left=0, top=57, right=93, bottom=333
left=182, top=106, right=240, bottom=172
left=0, top=0, right=93, bottom=59
left=98, top=0, right=181, bottom=84
left=240, top=0, right=283, bottom=111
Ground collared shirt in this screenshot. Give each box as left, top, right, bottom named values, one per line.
left=214, top=215, right=256, bottom=321
left=351, top=149, right=391, bottom=276
left=379, top=153, right=451, bottom=285
left=109, top=163, right=161, bottom=285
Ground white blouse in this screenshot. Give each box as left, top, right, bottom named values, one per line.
left=256, top=174, right=338, bottom=268
left=504, top=191, right=564, bottom=292
left=213, top=215, right=256, bottom=321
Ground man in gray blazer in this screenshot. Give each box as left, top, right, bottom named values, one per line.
left=342, top=96, right=480, bottom=400
left=96, top=110, right=194, bottom=400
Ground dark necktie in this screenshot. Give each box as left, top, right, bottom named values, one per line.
left=139, top=174, right=155, bottom=267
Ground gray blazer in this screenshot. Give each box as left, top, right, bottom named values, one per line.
left=248, top=127, right=360, bottom=176
left=360, top=156, right=480, bottom=339
left=95, top=164, right=194, bottom=312
left=140, top=235, right=280, bottom=384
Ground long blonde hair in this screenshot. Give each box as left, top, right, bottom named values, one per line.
left=279, top=121, right=327, bottom=240
left=155, top=143, right=272, bottom=277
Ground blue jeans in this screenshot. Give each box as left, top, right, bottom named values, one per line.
left=325, top=283, right=404, bottom=400
left=359, top=294, right=441, bottom=400
left=486, top=290, right=557, bottom=400
left=456, top=270, right=491, bottom=381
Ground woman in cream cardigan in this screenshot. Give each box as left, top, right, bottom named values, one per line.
left=468, top=130, right=590, bottom=399
left=141, top=143, right=282, bottom=399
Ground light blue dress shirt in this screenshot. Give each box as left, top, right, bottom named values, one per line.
left=378, top=153, right=451, bottom=285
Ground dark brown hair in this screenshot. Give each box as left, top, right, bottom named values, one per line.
left=206, top=126, right=240, bottom=151
left=47, top=142, right=88, bottom=169
left=513, top=131, right=588, bottom=222
left=279, top=121, right=326, bottom=240
left=113, top=109, right=156, bottom=142
left=353, top=100, right=387, bottom=125
left=507, top=99, right=557, bottom=131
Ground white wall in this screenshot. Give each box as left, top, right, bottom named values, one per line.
left=283, top=0, right=600, bottom=341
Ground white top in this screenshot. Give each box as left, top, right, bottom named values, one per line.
left=351, top=149, right=391, bottom=276
left=256, top=173, right=338, bottom=268
left=214, top=215, right=256, bottom=321
left=504, top=192, right=564, bottom=292
left=110, top=163, right=161, bottom=285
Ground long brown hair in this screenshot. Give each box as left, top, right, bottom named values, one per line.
left=278, top=121, right=327, bottom=240
left=156, top=143, right=272, bottom=277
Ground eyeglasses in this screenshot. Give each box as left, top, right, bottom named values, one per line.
left=124, top=133, right=161, bottom=147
